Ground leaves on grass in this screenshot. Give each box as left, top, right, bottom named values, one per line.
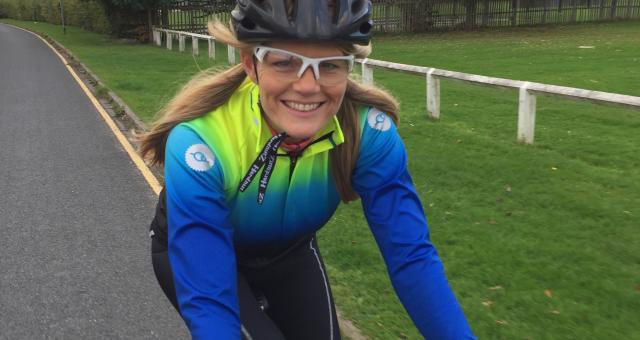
left=482, top=300, right=494, bottom=307
left=550, top=310, right=561, bottom=315
left=496, top=320, right=508, bottom=325
left=545, top=289, right=553, bottom=298
left=551, top=166, right=558, bottom=171
left=489, top=285, right=503, bottom=290
left=504, top=185, right=512, bottom=193
left=634, top=284, right=640, bottom=293
left=489, top=220, right=497, bottom=225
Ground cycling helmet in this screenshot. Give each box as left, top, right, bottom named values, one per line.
left=232, top=0, right=373, bottom=45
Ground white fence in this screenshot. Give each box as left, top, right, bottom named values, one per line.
left=151, top=27, right=640, bottom=145
left=152, top=28, right=236, bottom=64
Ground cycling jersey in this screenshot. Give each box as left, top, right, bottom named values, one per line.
left=163, top=78, right=475, bottom=339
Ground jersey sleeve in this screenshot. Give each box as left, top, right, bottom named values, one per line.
left=164, top=124, right=239, bottom=339
left=352, top=108, right=475, bottom=339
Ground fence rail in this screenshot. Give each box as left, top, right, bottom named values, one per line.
left=360, top=58, right=640, bottom=143
left=151, top=27, right=640, bottom=145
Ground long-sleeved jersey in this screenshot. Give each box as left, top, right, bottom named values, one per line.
left=164, top=78, right=475, bottom=339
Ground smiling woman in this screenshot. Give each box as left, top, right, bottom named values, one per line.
left=138, top=1, right=476, bottom=339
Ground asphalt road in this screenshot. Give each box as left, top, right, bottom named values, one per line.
left=0, top=24, right=188, bottom=339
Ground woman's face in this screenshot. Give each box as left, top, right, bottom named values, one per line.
left=241, top=42, right=349, bottom=141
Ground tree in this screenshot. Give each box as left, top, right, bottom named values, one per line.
left=87, top=0, right=172, bottom=39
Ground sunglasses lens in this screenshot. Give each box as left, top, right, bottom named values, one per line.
left=258, top=49, right=351, bottom=85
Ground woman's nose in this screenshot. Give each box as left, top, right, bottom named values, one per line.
left=292, top=67, right=321, bottom=93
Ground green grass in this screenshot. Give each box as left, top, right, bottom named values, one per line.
left=2, top=18, right=639, bottom=339
left=323, top=21, right=640, bottom=339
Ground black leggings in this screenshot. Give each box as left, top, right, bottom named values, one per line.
left=151, top=235, right=341, bottom=340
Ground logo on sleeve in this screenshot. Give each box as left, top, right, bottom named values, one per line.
left=367, top=108, right=391, bottom=132
left=185, top=144, right=215, bottom=172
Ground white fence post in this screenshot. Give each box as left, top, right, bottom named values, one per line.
left=426, top=68, right=441, bottom=119
left=192, top=37, right=199, bottom=56
left=361, top=59, right=373, bottom=85
left=208, top=38, right=216, bottom=59
left=517, top=82, right=537, bottom=144
left=166, top=33, right=172, bottom=50
left=227, top=46, right=236, bottom=65
left=179, top=34, right=185, bottom=52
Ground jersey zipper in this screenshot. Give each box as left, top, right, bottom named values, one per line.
left=288, top=154, right=298, bottom=183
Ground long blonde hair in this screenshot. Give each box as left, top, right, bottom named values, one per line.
left=139, top=20, right=399, bottom=202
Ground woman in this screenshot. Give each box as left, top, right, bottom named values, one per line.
left=140, top=0, right=475, bottom=339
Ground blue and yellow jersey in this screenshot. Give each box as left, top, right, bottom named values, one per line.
left=164, top=78, right=474, bottom=339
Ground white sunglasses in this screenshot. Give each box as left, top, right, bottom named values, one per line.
left=253, top=46, right=355, bottom=84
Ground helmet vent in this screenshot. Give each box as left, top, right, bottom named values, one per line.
left=359, top=21, right=372, bottom=34
left=241, top=17, right=257, bottom=30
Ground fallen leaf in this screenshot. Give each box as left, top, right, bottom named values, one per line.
left=496, top=197, right=504, bottom=203
left=496, top=320, right=508, bottom=325
left=634, top=284, right=640, bottom=293
left=545, top=289, right=553, bottom=298
left=551, top=167, right=558, bottom=171
left=578, top=45, right=595, bottom=49
left=623, top=211, right=632, bottom=215
left=482, top=300, right=494, bottom=307
left=504, top=185, right=512, bottom=192
left=489, top=220, right=497, bottom=225
left=351, top=240, right=357, bottom=244
left=489, top=285, right=503, bottom=290
left=376, top=322, right=383, bottom=327
left=474, top=221, right=481, bottom=225
left=455, top=139, right=463, bottom=144
left=551, top=310, right=561, bottom=315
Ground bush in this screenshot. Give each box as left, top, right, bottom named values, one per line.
left=0, top=0, right=110, bottom=34
left=0, top=4, right=11, bottom=19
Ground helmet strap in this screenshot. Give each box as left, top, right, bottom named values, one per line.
left=252, top=55, right=260, bottom=84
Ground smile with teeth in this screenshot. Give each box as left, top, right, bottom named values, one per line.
left=284, top=101, right=322, bottom=112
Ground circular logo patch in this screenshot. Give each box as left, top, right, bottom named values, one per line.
left=185, top=144, right=215, bottom=172
left=367, top=109, right=391, bottom=132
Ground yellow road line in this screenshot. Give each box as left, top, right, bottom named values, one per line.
left=11, top=25, right=162, bottom=196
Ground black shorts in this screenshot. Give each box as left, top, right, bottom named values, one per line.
left=151, top=234, right=341, bottom=340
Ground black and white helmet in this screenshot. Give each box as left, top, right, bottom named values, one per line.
left=232, top=0, right=373, bottom=45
